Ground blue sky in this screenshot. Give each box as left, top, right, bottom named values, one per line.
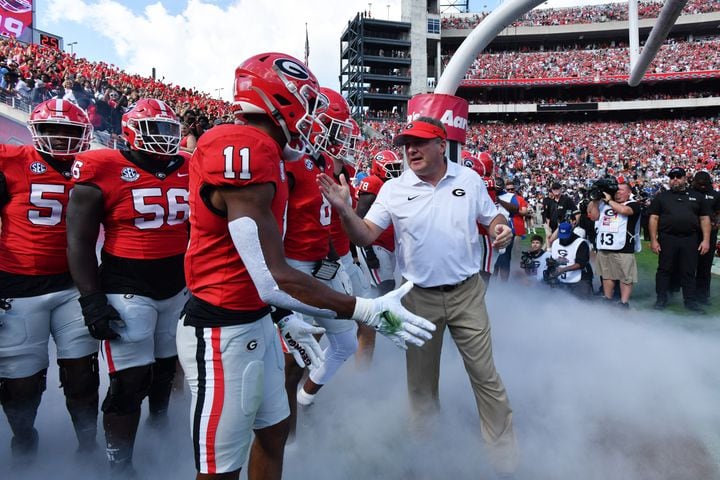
left=30, top=0, right=618, bottom=100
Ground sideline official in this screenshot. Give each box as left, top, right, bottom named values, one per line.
left=691, top=171, right=720, bottom=306
left=648, top=167, right=711, bottom=313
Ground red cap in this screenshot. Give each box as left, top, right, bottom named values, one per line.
left=393, top=120, right=447, bottom=146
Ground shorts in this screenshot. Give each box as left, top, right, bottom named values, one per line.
left=176, top=314, right=289, bottom=474
left=357, top=245, right=397, bottom=288
left=285, top=258, right=357, bottom=335
left=103, top=289, right=187, bottom=373
left=596, top=251, right=638, bottom=284
left=0, top=287, right=98, bottom=379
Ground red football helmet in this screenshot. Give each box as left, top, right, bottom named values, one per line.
left=0, top=0, right=32, bottom=13
left=28, top=99, right=93, bottom=159
left=477, top=151, right=494, bottom=176
left=371, top=150, right=402, bottom=180
left=233, top=52, right=326, bottom=153
left=122, top=98, right=181, bottom=155
left=313, top=87, right=353, bottom=161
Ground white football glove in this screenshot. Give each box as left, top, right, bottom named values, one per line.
left=336, top=264, right=353, bottom=295
left=277, top=313, right=326, bottom=370
left=351, top=282, right=435, bottom=350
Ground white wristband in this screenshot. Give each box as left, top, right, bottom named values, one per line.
left=351, top=297, right=374, bottom=325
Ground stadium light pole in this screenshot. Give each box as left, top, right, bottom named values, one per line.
left=67, top=41, right=78, bottom=55
left=214, top=88, right=224, bottom=99
left=628, top=0, right=689, bottom=87
left=435, top=0, right=546, bottom=94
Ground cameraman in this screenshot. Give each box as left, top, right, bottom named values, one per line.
left=548, top=222, right=593, bottom=298
left=519, top=235, right=551, bottom=285
left=588, top=182, right=641, bottom=308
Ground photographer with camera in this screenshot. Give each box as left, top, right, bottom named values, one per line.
left=587, top=179, right=641, bottom=308
left=519, top=234, right=551, bottom=285
left=548, top=222, right=593, bottom=298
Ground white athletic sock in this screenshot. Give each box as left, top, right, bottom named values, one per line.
left=297, top=388, right=316, bottom=406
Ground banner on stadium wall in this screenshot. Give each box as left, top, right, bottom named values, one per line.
left=407, top=93, right=469, bottom=144
left=0, top=112, right=32, bottom=144
left=0, top=0, right=33, bottom=43
left=537, top=102, right=598, bottom=112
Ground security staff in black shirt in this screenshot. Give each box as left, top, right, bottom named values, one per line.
left=542, top=181, right=577, bottom=232
left=692, top=171, right=720, bottom=306
left=648, top=167, right=711, bottom=313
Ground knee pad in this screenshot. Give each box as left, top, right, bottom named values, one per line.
left=309, top=329, right=358, bottom=386
left=0, top=369, right=47, bottom=404
left=151, top=356, right=177, bottom=387
left=58, top=354, right=100, bottom=400
left=148, top=356, right=177, bottom=415
left=101, top=365, right=152, bottom=415
left=241, top=360, right=264, bottom=416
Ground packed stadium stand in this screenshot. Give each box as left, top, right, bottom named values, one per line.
left=344, top=1, right=720, bottom=207
left=0, top=36, right=232, bottom=147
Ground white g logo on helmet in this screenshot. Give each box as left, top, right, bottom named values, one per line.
left=274, top=59, right=310, bottom=80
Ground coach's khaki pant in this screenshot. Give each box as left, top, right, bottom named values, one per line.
left=402, top=274, right=519, bottom=473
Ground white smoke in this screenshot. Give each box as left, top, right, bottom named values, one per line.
left=2, top=282, right=719, bottom=479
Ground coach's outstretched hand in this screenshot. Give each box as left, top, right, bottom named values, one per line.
left=351, top=282, right=435, bottom=350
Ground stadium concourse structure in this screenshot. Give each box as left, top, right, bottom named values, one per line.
left=342, top=0, right=720, bottom=129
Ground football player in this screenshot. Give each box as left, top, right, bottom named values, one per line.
left=0, top=99, right=99, bottom=461
left=317, top=91, right=374, bottom=368
left=177, top=52, right=434, bottom=480
left=462, top=151, right=500, bottom=282
left=354, top=149, right=403, bottom=365
left=66, top=98, right=190, bottom=476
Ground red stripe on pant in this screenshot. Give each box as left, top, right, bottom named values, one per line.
left=205, top=327, right=225, bottom=473
left=104, top=340, right=116, bottom=373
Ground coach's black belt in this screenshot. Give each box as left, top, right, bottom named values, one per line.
left=418, top=274, right=474, bottom=292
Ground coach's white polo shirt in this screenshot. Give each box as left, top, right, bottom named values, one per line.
left=365, top=160, right=499, bottom=288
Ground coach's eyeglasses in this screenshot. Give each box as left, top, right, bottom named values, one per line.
left=668, top=172, right=685, bottom=179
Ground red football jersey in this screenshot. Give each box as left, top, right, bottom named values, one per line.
left=0, top=145, right=74, bottom=275
left=329, top=164, right=356, bottom=256
left=356, top=174, right=395, bottom=252
left=184, top=124, right=289, bottom=311
left=72, top=149, right=190, bottom=259
left=283, top=155, right=331, bottom=261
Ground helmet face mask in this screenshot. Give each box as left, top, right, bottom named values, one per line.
left=28, top=99, right=93, bottom=159
left=312, top=88, right=353, bottom=161
left=122, top=99, right=181, bottom=156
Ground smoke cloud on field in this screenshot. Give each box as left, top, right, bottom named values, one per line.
left=2, top=282, right=719, bottom=479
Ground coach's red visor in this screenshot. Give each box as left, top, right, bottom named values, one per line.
left=393, top=120, right=447, bottom=146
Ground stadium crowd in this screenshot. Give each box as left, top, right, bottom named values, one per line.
left=441, top=0, right=720, bottom=30
left=355, top=117, right=719, bottom=203
left=0, top=37, right=232, bottom=146
left=455, top=38, right=720, bottom=80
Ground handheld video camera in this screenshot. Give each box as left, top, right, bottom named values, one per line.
left=588, top=176, right=619, bottom=202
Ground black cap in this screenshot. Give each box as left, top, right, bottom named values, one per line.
left=668, top=166, right=686, bottom=177
left=551, top=182, right=562, bottom=190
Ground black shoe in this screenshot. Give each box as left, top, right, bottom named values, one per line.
left=617, top=301, right=630, bottom=309
left=654, top=299, right=667, bottom=310
left=685, top=303, right=706, bottom=314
